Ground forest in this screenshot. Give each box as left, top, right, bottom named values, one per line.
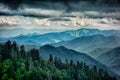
left=0, top=40, right=117, bottom=80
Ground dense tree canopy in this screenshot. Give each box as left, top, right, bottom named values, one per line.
left=0, top=41, right=117, bottom=80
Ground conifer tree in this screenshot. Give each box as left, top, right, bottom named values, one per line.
left=20, top=45, right=26, bottom=58
left=49, top=54, right=53, bottom=63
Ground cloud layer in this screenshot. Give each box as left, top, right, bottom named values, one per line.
left=0, top=2, right=120, bottom=30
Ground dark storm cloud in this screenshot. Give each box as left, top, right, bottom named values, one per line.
left=0, top=0, right=120, bottom=10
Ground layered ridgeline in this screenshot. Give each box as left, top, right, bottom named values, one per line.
left=0, top=28, right=120, bottom=78
left=52, top=34, right=120, bottom=76
left=0, top=41, right=118, bottom=80
left=0, top=28, right=120, bottom=46
left=53, top=34, right=120, bottom=56
left=51, top=30, right=120, bottom=76
left=96, top=47, right=120, bottom=76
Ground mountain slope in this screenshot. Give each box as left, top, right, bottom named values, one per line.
left=89, top=47, right=112, bottom=58
left=39, top=45, right=107, bottom=67
left=52, top=34, right=120, bottom=57
left=96, top=47, right=120, bottom=75
left=39, top=45, right=120, bottom=79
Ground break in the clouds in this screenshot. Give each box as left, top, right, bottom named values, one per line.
left=0, top=2, right=120, bottom=30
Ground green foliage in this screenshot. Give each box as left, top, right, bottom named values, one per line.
left=1, top=73, right=8, bottom=80
left=49, top=54, right=53, bottom=63
left=0, top=41, right=117, bottom=80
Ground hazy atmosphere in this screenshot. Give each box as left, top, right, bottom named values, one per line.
left=0, top=0, right=120, bottom=80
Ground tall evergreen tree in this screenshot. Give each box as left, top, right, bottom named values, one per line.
left=20, top=45, right=26, bottom=58
left=49, top=54, right=53, bottom=63
left=70, top=60, right=73, bottom=66
left=12, top=41, right=18, bottom=51
left=30, top=48, right=40, bottom=61
left=1, top=40, right=12, bottom=60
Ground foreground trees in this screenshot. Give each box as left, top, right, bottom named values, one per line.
left=0, top=41, right=117, bottom=80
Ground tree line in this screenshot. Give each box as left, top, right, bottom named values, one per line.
left=0, top=40, right=117, bottom=80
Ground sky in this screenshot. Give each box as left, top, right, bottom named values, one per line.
left=0, top=1, right=120, bottom=30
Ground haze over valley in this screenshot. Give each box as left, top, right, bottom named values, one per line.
left=0, top=0, right=120, bottom=80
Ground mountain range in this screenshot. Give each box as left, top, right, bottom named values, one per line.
left=39, top=45, right=120, bottom=79
left=52, top=34, right=120, bottom=56
left=39, top=45, right=102, bottom=66
left=1, top=28, right=119, bottom=46
left=52, top=34, right=120, bottom=76
left=0, top=28, right=63, bottom=38
left=0, top=28, right=120, bottom=78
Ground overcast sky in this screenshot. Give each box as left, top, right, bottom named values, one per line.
left=0, top=2, right=120, bottom=30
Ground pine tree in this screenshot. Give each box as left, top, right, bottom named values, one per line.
left=20, top=45, right=26, bottom=58
left=12, top=41, right=18, bottom=51
left=30, top=48, right=40, bottom=61
left=65, top=59, right=69, bottom=68
left=49, top=54, right=53, bottom=63
left=70, top=60, right=73, bottom=66
left=1, top=40, right=12, bottom=60
left=93, top=65, right=97, bottom=73
left=54, top=57, right=58, bottom=67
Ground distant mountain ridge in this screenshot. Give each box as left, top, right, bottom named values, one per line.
left=51, top=33, right=120, bottom=77
left=52, top=34, right=120, bottom=55
left=0, top=28, right=63, bottom=38
left=0, top=28, right=119, bottom=46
